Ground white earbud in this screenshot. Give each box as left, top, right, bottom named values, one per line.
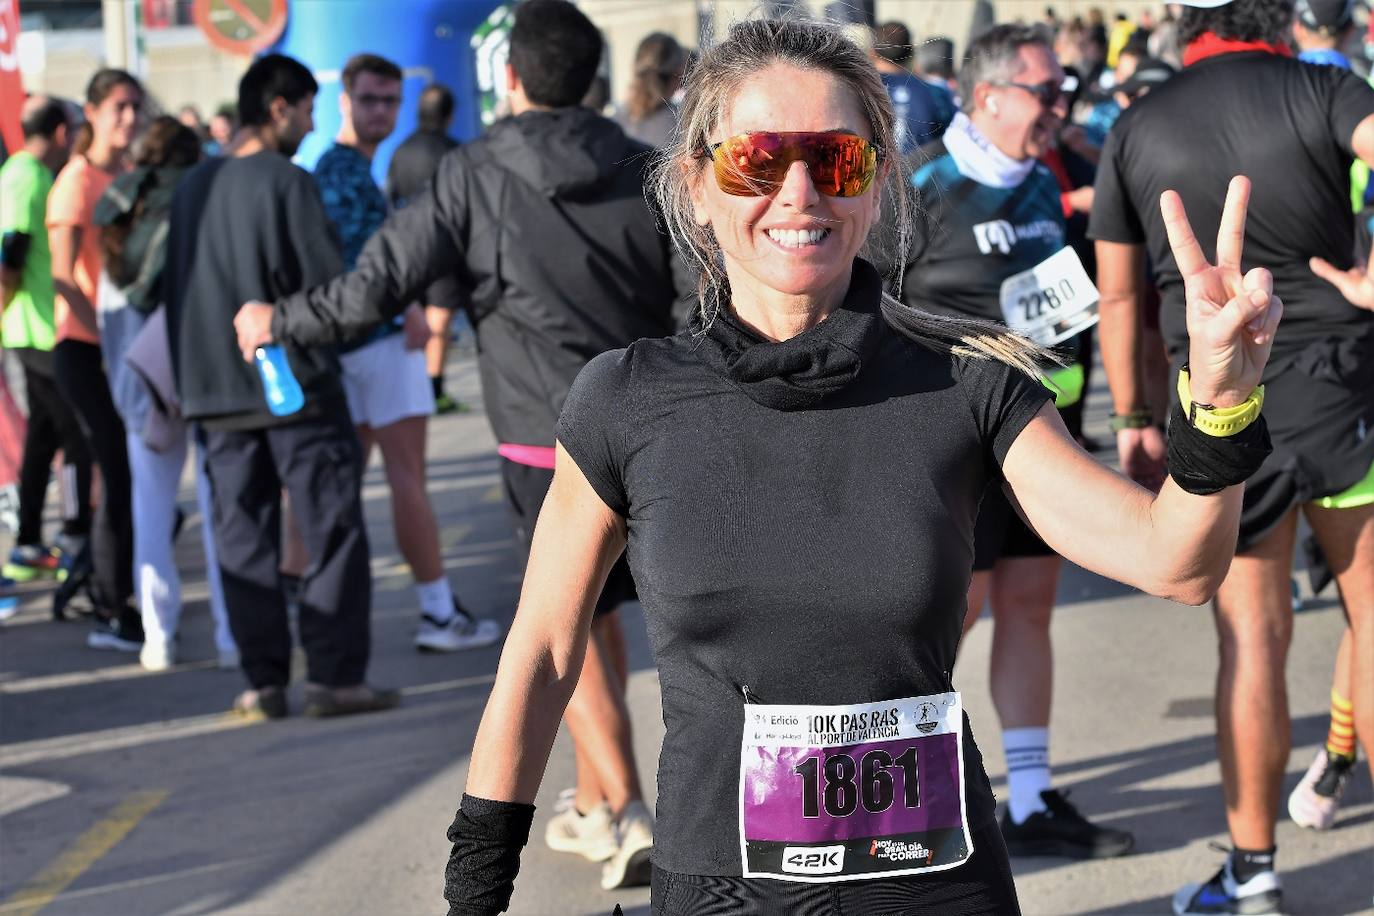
left=987, top=97, right=1000, bottom=115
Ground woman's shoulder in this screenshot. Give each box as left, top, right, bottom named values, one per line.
left=575, top=330, right=699, bottom=394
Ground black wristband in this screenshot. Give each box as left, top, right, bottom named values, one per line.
left=1166, top=403, right=1272, bottom=495
left=444, top=794, right=536, bottom=916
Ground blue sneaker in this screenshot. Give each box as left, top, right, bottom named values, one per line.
left=1173, top=856, right=1282, bottom=915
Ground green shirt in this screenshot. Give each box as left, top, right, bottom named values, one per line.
left=0, top=151, right=57, bottom=351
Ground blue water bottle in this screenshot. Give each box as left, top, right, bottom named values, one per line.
left=254, top=345, right=305, bottom=417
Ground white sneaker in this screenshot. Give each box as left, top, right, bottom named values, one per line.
left=1288, top=749, right=1355, bottom=831
left=601, top=800, right=654, bottom=891
left=414, top=604, right=502, bottom=653
left=139, top=637, right=177, bottom=672
left=544, top=800, right=618, bottom=862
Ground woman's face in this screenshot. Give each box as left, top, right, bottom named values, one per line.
left=86, top=83, right=143, bottom=154
left=690, top=63, right=883, bottom=302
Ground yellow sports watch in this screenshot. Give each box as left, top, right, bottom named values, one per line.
left=1177, top=365, right=1264, bottom=438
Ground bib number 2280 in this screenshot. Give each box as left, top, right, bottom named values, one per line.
left=1016, top=278, right=1077, bottom=324
left=795, top=747, right=920, bottom=818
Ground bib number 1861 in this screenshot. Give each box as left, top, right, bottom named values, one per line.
left=794, top=747, right=920, bottom=818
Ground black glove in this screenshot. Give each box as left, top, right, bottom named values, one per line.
left=444, top=794, right=536, bottom=916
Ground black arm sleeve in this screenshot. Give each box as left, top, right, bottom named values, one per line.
left=272, top=151, right=471, bottom=347
left=444, top=794, right=536, bottom=916
left=1, top=231, right=32, bottom=272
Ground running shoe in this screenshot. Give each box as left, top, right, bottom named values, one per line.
left=600, top=800, right=654, bottom=890
left=4, top=544, right=62, bottom=582
left=1173, top=856, right=1282, bottom=915
left=302, top=682, right=401, bottom=718
left=1000, top=789, right=1135, bottom=859
left=545, top=799, right=618, bottom=862
left=1288, top=749, right=1356, bottom=831
left=434, top=393, right=468, bottom=415
left=87, top=613, right=145, bottom=652
left=415, top=600, right=502, bottom=653
left=0, top=578, right=18, bottom=622
left=232, top=686, right=289, bottom=721
left=139, top=636, right=178, bottom=672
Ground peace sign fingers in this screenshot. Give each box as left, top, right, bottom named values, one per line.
left=1160, top=189, right=1210, bottom=281
left=1214, top=175, right=1251, bottom=274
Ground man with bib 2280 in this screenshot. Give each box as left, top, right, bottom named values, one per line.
left=893, top=25, right=1132, bottom=861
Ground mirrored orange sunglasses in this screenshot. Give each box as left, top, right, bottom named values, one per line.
left=704, top=131, right=882, bottom=198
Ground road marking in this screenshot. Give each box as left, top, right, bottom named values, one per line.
left=0, top=660, right=219, bottom=695
left=0, top=777, right=70, bottom=818
left=0, top=713, right=256, bottom=769
left=0, top=677, right=495, bottom=768
left=0, top=790, right=168, bottom=916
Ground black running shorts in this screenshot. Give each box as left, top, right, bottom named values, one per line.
left=972, top=484, right=1056, bottom=572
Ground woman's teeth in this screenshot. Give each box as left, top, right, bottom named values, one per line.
left=766, top=228, right=830, bottom=249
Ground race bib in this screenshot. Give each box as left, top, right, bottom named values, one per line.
left=738, top=692, right=972, bottom=882
left=999, top=246, right=1100, bottom=346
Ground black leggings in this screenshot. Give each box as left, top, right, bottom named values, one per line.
left=52, top=339, right=133, bottom=611
left=15, top=350, right=91, bottom=545
left=651, top=824, right=1020, bottom=916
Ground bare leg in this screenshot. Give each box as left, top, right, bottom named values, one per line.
left=1212, top=508, right=1298, bottom=849
left=1304, top=501, right=1374, bottom=783
left=598, top=608, right=630, bottom=691
left=988, top=556, right=1061, bottom=729
left=961, top=570, right=992, bottom=642
left=425, top=306, right=454, bottom=383
left=563, top=612, right=642, bottom=817
left=371, top=416, right=443, bottom=583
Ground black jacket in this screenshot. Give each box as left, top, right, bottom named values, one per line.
left=165, top=153, right=345, bottom=426
left=274, top=107, right=692, bottom=447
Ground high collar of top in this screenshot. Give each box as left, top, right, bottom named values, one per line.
left=942, top=111, right=1036, bottom=190
left=695, top=258, right=887, bottom=410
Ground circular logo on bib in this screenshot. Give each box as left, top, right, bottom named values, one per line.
left=914, top=702, right=939, bottom=734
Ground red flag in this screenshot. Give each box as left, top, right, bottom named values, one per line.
left=0, top=0, right=24, bottom=157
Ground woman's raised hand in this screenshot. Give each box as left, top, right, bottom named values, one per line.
left=1163, top=176, right=1282, bottom=407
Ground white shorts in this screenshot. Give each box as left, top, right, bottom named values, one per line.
left=339, top=332, right=435, bottom=429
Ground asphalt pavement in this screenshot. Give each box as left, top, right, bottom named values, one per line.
left=0, top=347, right=1370, bottom=916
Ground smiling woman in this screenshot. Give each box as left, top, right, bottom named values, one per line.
left=446, top=12, right=1282, bottom=916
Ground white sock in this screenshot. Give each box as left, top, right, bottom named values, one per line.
left=416, top=577, right=455, bottom=623
left=1004, top=726, right=1051, bottom=823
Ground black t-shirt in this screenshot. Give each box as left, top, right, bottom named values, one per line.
left=164, top=152, right=346, bottom=427
left=1089, top=52, right=1374, bottom=362
left=556, top=260, right=1051, bottom=875
left=386, top=128, right=458, bottom=209
left=900, top=139, right=1068, bottom=324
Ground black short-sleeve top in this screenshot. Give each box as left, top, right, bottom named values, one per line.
left=556, top=259, right=1051, bottom=876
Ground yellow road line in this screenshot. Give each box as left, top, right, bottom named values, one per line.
left=0, top=790, right=169, bottom=916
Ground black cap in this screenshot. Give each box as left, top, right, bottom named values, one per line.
left=1297, top=0, right=1355, bottom=32
left=1118, top=58, right=1177, bottom=96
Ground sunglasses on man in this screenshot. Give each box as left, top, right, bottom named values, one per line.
left=991, top=80, right=1069, bottom=109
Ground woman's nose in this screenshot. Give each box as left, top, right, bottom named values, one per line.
left=775, top=159, right=819, bottom=210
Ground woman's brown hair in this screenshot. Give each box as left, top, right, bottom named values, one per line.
left=624, top=32, right=687, bottom=123
left=73, top=68, right=143, bottom=156
left=101, top=116, right=200, bottom=286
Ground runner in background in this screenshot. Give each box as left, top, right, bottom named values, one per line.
left=1286, top=0, right=1365, bottom=835
left=1089, top=1, right=1374, bottom=911
left=387, top=82, right=467, bottom=416
left=870, top=21, right=950, bottom=154
left=914, top=35, right=961, bottom=119
left=314, top=54, right=499, bottom=655
left=48, top=68, right=143, bottom=652
left=93, top=115, right=237, bottom=672
left=1, top=96, right=92, bottom=584
left=890, top=24, right=1134, bottom=862
left=615, top=32, right=686, bottom=149
left=165, top=54, right=396, bottom=720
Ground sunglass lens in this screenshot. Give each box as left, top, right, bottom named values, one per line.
left=712, top=132, right=877, bottom=198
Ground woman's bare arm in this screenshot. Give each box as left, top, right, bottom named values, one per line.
left=463, top=442, right=627, bottom=804
left=48, top=224, right=99, bottom=338
left=1001, top=404, right=1242, bottom=605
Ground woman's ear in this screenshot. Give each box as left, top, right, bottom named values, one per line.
left=684, top=159, right=711, bottom=228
